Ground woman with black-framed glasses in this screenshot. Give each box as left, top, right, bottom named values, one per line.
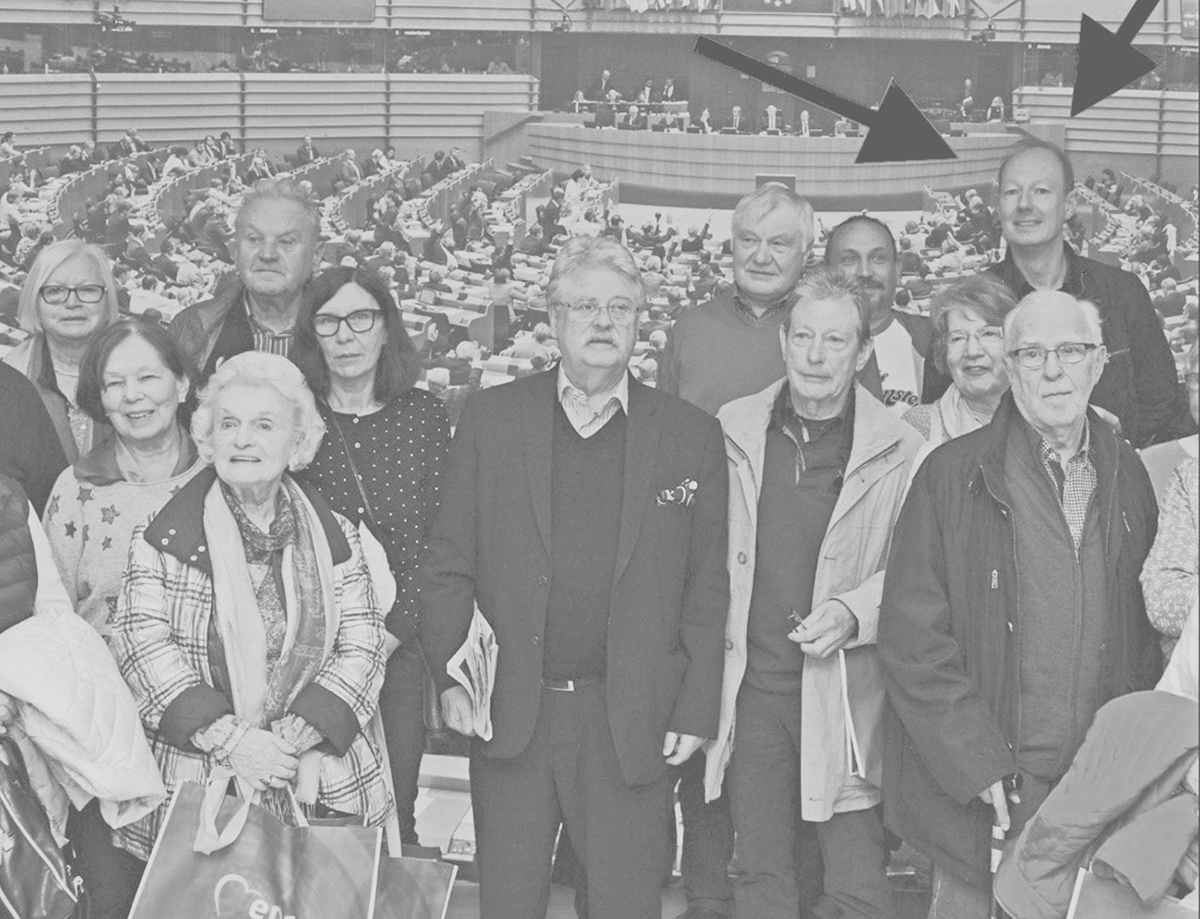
left=3, top=240, right=120, bottom=462
left=291, top=265, right=450, bottom=849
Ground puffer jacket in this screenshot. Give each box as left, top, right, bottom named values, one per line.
left=0, top=604, right=167, bottom=844
left=0, top=474, right=35, bottom=633
left=879, top=394, right=1163, bottom=888
left=706, top=381, right=924, bottom=821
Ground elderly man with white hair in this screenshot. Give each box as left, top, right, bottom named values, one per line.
left=878, top=290, right=1163, bottom=919
left=169, top=177, right=322, bottom=379
left=709, top=270, right=923, bottom=919
left=421, top=235, right=728, bottom=919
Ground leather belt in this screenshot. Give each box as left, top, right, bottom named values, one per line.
left=542, top=677, right=602, bottom=692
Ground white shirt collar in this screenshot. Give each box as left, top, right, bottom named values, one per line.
left=556, top=365, right=629, bottom=415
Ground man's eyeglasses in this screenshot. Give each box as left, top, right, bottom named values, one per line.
left=945, top=327, right=1004, bottom=352
left=39, top=284, right=106, bottom=305
left=1008, top=342, right=1099, bottom=370
left=559, top=299, right=639, bottom=322
left=312, top=309, right=382, bottom=337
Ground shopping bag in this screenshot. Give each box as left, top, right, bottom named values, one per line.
left=374, top=854, right=457, bottom=919
left=0, top=736, right=86, bottom=919
left=128, top=778, right=382, bottom=919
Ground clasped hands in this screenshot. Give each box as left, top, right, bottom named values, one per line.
left=228, top=728, right=299, bottom=793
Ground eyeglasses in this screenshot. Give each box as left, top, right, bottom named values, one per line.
left=312, top=309, right=382, bottom=337
left=945, top=327, right=1004, bottom=352
left=559, top=299, right=639, bottom=322
left=1008, top=342, right=1099, bottom=369
left=39, top=284, right=106, bottom=305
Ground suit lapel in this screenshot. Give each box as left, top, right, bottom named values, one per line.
left=523, top=373, right=556, bottom=560
left=612, top=381, right=660, bottom=589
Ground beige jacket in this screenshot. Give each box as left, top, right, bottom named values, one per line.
left=705, top=380, right=923, bottom=820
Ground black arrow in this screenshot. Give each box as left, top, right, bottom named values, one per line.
left=693, top=35, right=956, bottom=165
left=1071, top=0, right=1161, bottom=116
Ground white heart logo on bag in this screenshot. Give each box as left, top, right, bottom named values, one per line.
left=214, top=873, right=296, bottom=919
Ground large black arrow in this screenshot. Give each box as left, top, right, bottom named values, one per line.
left=693, top=35, right=956, bottom=165
left=1071, top=0, right=1162, bottom=116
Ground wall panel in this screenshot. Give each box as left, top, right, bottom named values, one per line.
left=0, top=75, right=93, bottom=148
left=386, top=75, right=538, bottom=162
left=1013, top=86, right=1198, bottom=187
left=112, top=0, right=247, bottom=28
left=243, top=73, right=389, bottom=155
left=94, top=73, right=242, bottom=148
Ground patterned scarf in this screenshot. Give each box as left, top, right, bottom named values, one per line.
left=207, top=477, right=334, bottom=728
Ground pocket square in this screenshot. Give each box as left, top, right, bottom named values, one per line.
left=656, top=478, right=698, bottom=508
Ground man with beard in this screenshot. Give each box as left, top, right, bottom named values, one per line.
left=824, top=215, right=944, bottom=414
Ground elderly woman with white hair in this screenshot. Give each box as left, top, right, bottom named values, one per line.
left=111, top=352, right=392, bottom=863
left=4, top=239, right=121, bottom=462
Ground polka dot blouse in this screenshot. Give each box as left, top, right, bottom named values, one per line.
left=302, top=388, right=450, bottom=635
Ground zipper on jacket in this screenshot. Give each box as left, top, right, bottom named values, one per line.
left=979, top=465, right=1024, bottom=762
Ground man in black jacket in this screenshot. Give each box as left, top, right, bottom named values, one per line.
left=879, top=290, right=1162, bottom=919
left=987, top=139, right=1185, bottom=447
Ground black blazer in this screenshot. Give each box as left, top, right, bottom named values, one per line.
left=420, top=371, right=729, bottom=786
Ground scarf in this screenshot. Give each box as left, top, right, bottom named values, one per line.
left=928, top=384, right=994, bottom=444
left=203, top=476, right=338, bottom=729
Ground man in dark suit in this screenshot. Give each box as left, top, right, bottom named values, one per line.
left=332, top=149, right=363, bottom=192
left=655, top=77, right=686, bottom=103
left=593, top=89, right=620, bottom=128
left=295, top=134, right=319, bottom=165
left=587, top=68, right=618, bottom=101
left=421, top=236, right=730, bottom=919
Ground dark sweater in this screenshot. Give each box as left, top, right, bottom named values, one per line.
left=543, top=402, right=626, bottom=679
left=745, top=391, right=851, bottom=695
left=658, top=291, right=789, bottom=416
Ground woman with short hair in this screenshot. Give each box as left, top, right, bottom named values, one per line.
left=292, top=265, right=449, bottom=847
left=4, top=240, right=121, bottom=462
left=113, top=352, right=393, bottom=863
left=42, top=316, right=201, bottom=919
left=903, top=273, right=1018, bottom=446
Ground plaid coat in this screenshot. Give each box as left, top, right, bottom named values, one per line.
left=111, top=468, right=392, bottom=860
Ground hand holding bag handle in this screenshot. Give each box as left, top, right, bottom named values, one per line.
left=193, top=767, right=258, bottom=855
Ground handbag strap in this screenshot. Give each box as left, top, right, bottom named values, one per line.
left=327, top=411, right=383, bottom=536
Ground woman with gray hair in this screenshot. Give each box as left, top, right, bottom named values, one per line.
left=4, top=239, right=121, bottom=461
left=111, top=352, right=392, bottom=864
left=902, top=273, right=1018, bottom=446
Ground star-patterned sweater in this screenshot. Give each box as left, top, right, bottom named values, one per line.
left=43, top=452, right=205, bottom=643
